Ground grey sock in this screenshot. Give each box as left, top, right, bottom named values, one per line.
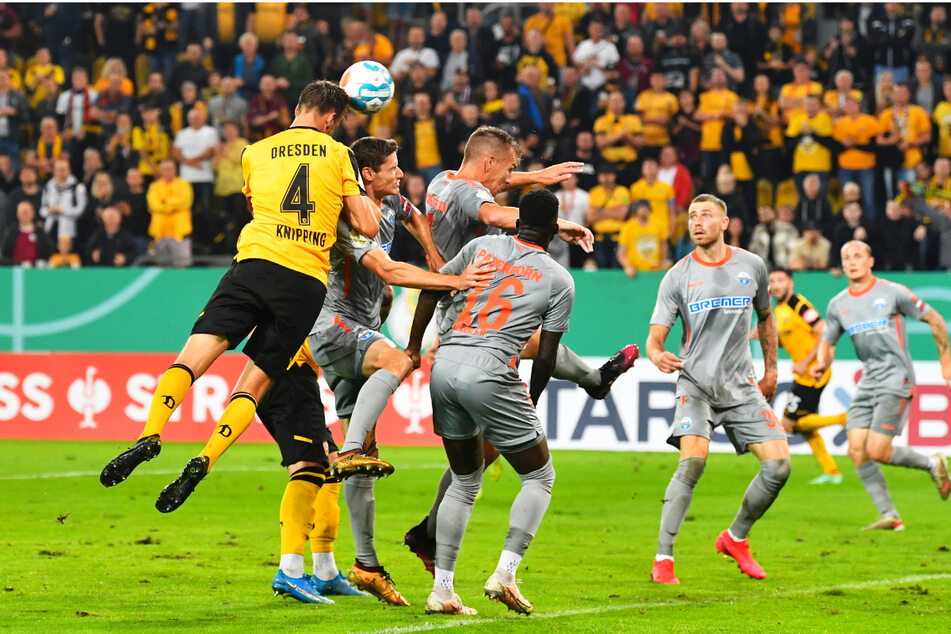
left=658, top=457, right=706, bottom=556
left=503, top=458, right=556, bottom=555
left=435, top=467, right=483, bottom=572
left=888, top=446, right=931, bottom=471
left=729, top=458, right=791, bottom=540
left=553, top=344, right=601, bottom=388
left=856, top=461, right=898, bottom=517
left=342, top=369, right=401, bottom=453
left=426, top=467, right=454, bottom=539
left=344, top=475, right=378, bottom=567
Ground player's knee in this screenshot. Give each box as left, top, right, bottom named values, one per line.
left=762, top=458, right=791, bottom=489
left=391, top=349, right=414, bottom=380
left=675, top=456, right=706, bottom=487
left=847, top=442, right=867, bottom=464
left=518, top=457, right=555, bottom=495
left=447, top=466, right=483, bottom=505
left=866, top=444, right=890, bottom=463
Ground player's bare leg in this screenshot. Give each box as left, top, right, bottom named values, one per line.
left=156, top=360, right=273, bottom=512
left=100, top=333, right=229, bottom=487
left=653, top=435, right=708, bottom=584
left=331, top=340, right=412, bottom=478
left=717, top=438, right=791, bottom=579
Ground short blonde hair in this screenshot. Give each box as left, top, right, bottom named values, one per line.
left=690, top=193, right=728, bottom=215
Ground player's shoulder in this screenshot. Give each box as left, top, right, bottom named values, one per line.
left=732, top=247, right=768, bottom=272
left=827, top=286, right=852, bottom=308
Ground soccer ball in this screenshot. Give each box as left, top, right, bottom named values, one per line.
left=340, top=61, right=394, bottom=113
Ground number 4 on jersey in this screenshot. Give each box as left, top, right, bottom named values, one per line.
left=281, top=164, right=316, bottom=226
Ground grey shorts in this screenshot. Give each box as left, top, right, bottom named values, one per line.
left=668, top=389, right=786, bottom=455
left=309, top=316, right=390, bottom=380
left=430, top=347, right=544, bottom=453
left=322, top=369, right=363, bottom=420
left=846, top=389, right=912, bottom=437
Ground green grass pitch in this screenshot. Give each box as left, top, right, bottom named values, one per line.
left=2, top=440, right=949, bottom=632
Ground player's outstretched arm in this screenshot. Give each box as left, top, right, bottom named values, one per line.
left=811, top=341, right=836, bottom=381
left=405, top=289, right=443, bottom=369
left=646, top=324, right=683, bottom=373
left=342, top=195, right=382, bottom=239
left=557, top=219, right=594, bottom=253
left=478, top=201, right=594, bottom=253
left=793, top=318, right=825, bottom=376
left=401, top=207, right=446, bottom=271
left=502, top=162, right=584, bottom=190
left=361, top=249, right=493, bottom=292
left=529, top=329, right=564, bottom=405
left=922, top=308, right=951, bottom=388
left=756, top=308, right=779, bottom=401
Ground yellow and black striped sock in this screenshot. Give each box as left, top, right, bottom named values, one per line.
left=139, top=364, right=194, bottom=439
left=280, top=469, right=324, bottom=558
left=796, top=413, right=847, bottom=433
left=802, top=430, right=841, bottom=476
left=199, top=392, right=257, bottom=469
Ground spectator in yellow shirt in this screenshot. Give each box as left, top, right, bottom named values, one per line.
left=24, top=47, right=65, bottom=109
left=629, top=158, right=675, bottom=242
left=779, top=57, right=822, bottom=123
left=593, top=90, right=643, bottom=185
left=877, top=82, right=932, bottom=200
left=932, top=77, right=951, bottom=158
left=146, top=159, right=193, bottom=267
left=696, top=67, right=739, bottom=185
left=132, top=106, right=170, bottom=178
left=617, top=199, right=667, bottom=277
left=523, top=3, right=575, bottom=68
left=823, top=70, right=863, bottom=120
left=786, top=93, right=833, bottom=200
left=832, top=94, right=879, bottom=219
left=635, top=72, right=679, bottom=160
left=585, top=165, right=631, bottom=270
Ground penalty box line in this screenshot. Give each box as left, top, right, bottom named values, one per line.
left=361, top=573, right=951, bottom=634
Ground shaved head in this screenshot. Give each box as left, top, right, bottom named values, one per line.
left=462, top=125, right=521, bottom=164
left=841, top=239, right=872, bottom=257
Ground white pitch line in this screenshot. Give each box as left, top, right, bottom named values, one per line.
left=355, top=573, right=951, bottom=634
left=0, top=463, right=449, bottom=481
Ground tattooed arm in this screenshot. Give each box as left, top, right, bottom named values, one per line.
left=756, top=307, right=779, bottom=401
left=922, top=309, right=951, bottom=388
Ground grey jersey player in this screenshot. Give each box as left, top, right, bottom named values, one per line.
left=306, top=137, right=492, bottom=605
left=812, top=240, right=951, bottom=531
left=400, top=127, right=640, bottom=581
left=409, top=189, right=572, bottom=615
left=646, top=194, right=789, bottom=586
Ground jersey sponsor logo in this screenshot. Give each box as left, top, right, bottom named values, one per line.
left=380, top=240, right=393, bottom=254
left=687, top=296, right=751, bottom=314
left=358, top=330, right=375, bottom=341
left=680, top=416, right=692, bottom=430
left=873, top=297, right=887, bottom=312
left=737, top=271, right=751, bottom=285
left=475, top=249, right=544, bottom=282
left=275, top=224, right=328, bottom=247
left=476, top=189, right=493, bottom=201
left=425, top=192, right=448, bottom=214
left=846, top=318, right=888, bottom=335
left=348, top=229, right=371, bottom=248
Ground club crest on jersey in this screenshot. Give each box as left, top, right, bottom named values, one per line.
left=358, top=330, right=375, bottom=341
left=873, top=298, right=887, bottom=312
left=737, top=271, right=751, bottom=285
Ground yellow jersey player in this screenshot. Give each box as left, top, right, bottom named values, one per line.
left=768, top=268, right=847, bottom=484
left=101, top=80, right=382, bottom=513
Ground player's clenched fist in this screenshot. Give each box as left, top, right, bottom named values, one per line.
left=651, top=351, right=684, bottom=373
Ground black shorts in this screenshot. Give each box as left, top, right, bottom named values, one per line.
left=783, top=382, right=824, bottom=421
left=258, top=363, right=337, bottom=467
left=191, top=259, right=327, bottom=379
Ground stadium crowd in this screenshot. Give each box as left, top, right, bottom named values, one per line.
left=0, top=2, right=950, bottom=274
